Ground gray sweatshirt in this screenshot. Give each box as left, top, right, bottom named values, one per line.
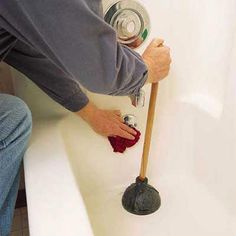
left=0, top=0, right=148, bottom=111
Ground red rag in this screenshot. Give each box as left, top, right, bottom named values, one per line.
left=108, top=127, right=141, bottom=153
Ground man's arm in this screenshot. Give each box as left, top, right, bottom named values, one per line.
left=4, top=40, right=138, bottom=139
left=4, top=40, right=89, bottom=112
left=0, top=0, right=147, bottom=96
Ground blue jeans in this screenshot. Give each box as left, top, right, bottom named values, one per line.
left=0, top=94, right=32, bottom=236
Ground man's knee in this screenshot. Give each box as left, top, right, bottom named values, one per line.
left=0, top=94, right=32, bottom=149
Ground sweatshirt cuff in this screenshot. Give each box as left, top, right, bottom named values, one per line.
left=122, top=45, right=148, bottom=96
left=62, top=92, right=89, bottom=112
left=132, top=69, right=148, bottom=96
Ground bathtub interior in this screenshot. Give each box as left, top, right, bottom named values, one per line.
left=59, top=93, right=235, bottom=236
left=11, top=0, right=236, bottom=235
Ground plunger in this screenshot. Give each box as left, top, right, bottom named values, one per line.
left=122, top=82, right=161, bottom=215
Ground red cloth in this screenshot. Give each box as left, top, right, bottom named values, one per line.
left=108, top=127, right=141, bottom=153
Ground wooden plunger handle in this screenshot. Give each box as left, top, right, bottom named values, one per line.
left=139, top=82, right=159, bottom=180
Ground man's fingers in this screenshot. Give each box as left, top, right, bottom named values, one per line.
left=159, top=70, right=170, bottom=80
left=113, top=110, right=121, bottom=116
left=150, top=38, right=164, bottom=48
left=160, top=65, right=171, bottom=71
left=119, top=123, right=137, bottom=135
left=114, top=114, right=124, bottom=123
left=153, top=46, right=170, bottom=54
left=116, top=129, right=135, bottom=140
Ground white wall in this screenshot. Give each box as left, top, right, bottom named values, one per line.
left=140, top=0, right=236, bottom=216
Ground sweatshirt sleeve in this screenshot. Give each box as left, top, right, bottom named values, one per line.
left=0, top=0, right=148, bottom=96
left=4, top=40, right=89, bottom=112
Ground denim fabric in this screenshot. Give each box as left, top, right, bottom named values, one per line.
left=0, top=94, right=32, bottom=236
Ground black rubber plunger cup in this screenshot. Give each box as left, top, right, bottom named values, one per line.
left=122, top=177, right=161, bottom=215
left=122, top=82, right=161, bottom=215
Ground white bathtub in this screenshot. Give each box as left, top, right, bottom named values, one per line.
left=12, top=0, right=236, bottom=235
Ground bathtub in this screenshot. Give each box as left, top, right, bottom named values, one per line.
left=12, top=0, right=236, bottom=235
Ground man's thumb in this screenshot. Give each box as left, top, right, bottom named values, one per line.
left=150, top=38, right=164, bottom=47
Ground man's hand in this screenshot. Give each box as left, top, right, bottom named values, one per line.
left=142, top=38, right=171, bottom=83
left=76, top=102, right=137, bottom=140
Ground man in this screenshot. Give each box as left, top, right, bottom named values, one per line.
left=0, top=0, right=171, bottom=235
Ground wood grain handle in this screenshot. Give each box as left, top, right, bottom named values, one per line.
left=139, top=82, right=159, bottom=180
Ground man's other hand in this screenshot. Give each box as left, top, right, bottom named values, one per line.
left=142, top=38, right=171, bottom=83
